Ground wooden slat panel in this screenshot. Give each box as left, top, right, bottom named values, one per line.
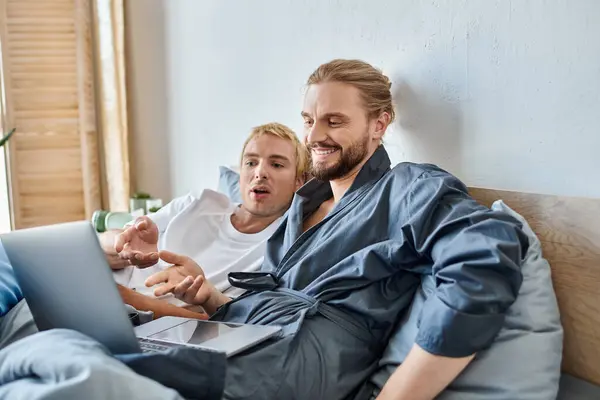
left=10, top=56, right=78, bottom=66
left=19, top=215, right=82, bottom=228
left=8, top=40, right=74, bottom=51
left=9, top=6, right=76, bottom=17
left=13, top=133, right=81, bottom=150
left=20, top=194, right=85, bottom=227
left=469, top=187, right=600, bottom=386
left=15, top=110, right=79, bottom=119
left=5, top=25, right=74, bottom=34
left=19, top=175, right=84, bottom=195
left=9, top=64, right=78, bottom=73
left=13, top=93, right=79, bottom=110
left=16, top=148, right=81, bottom=175
left=8, top=33, right=77, bottom=44
left=13, top=80, right=80, bottom=90
left=12, top=119, right=79, bottom=130
left=6, top=18, right=76, bottom=26
left=9, top=43, right=76, bottom=53
left=0, top=0, right=102, bottom=228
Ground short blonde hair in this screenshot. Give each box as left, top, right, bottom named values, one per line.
left=240, top=122, right=310, bottom=179
left=307, top=59, right=396, bottom=123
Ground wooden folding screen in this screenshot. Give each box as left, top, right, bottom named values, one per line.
left=0, top=0, right=130, bottom=229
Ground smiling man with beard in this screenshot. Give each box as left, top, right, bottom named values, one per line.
left=145, top=59, right=528, bottom=400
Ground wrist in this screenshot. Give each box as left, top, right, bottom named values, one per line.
left=107, top=253, right=129, bottom=270
left=204, top=290, right=230, bottom=315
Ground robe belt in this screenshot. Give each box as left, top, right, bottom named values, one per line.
left=228, top=272, right=375, bottom=345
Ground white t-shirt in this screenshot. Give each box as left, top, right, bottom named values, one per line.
left=112, top=189, right=281, bottom=304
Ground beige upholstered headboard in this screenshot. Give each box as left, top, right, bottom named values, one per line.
left=469, top=187, right=600, bottom=385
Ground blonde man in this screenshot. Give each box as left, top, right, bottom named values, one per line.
left=102, top=123, right=308, bottom=305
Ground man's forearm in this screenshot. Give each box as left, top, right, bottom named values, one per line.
left=117, top=284, right=208, bottom=320
left=377, top=344, right=474, bottom=400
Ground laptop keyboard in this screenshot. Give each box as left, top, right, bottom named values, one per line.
left=138, top=337, right=185, bottom=353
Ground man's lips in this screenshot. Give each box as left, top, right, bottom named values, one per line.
left=250, top=185, right=271, bottom=199
left=311, top=147, right=340, bottom=160
left=311, top=147, right=340, bottom=158
left=250, top=185, right=270, bottom=194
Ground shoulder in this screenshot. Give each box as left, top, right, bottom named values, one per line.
left=152, top=189, right=234, bottom=220
left=377, top=162, right=472, bottom=216
left=387, top=162, right=468, bottom=193
left=388, top=161, right=457, bottom=181
left=191, top=188, right=237, bottom=214
left=164, top=193, right=196, bottom=210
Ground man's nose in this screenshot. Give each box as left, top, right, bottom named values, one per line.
left=254, top=162, right=269, bottom=180
left=306, top=122, right=327, bottom=145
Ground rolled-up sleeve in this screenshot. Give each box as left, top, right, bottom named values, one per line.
left=407, top=169, right=529, bottom=357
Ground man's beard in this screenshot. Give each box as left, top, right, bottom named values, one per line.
left=309, top=135, right=370, bottom=181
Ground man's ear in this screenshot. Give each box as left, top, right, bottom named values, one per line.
left=295, top=172, right=311, bottom=190
left=373, top=112, right=391, bottom=141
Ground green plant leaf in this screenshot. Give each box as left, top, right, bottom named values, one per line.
left=0, top=128, right=16, bottom=147
left=132, top=192, right=151, bottom=199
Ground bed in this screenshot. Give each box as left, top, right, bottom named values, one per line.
left=469, top=187, right=600, bottom=398
left=218, top=165, right=600, bottom=396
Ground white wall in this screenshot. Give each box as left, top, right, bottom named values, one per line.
left=126, top=0, right=600, bottom=200
left=125, top=0, right=172, bottom=201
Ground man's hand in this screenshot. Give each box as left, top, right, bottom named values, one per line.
left=99, top=230, right=131, bottom=270
left=144, top=250, right=206, bottom=296
left=114, top=216, right=160, bottom=268
left=145, top=250, right=231, bottom=315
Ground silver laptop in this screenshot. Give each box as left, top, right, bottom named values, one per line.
left=0, top=220, right=281, bottom=356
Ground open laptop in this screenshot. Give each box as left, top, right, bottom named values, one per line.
left=0, top=220, right=281, bottom=356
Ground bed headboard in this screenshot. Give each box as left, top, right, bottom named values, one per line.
left=469, top=187, right=600, bottom=386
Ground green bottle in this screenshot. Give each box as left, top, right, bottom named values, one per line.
left=91, top=210, right=134, bottom=232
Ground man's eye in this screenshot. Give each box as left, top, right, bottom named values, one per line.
left=245, top=161, right=257, bottom=167
left=329, top=120, right=342, bottom=127
left=272, top=163, right=283, bottom=168
left=303, top=120, right=313, bottom=127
